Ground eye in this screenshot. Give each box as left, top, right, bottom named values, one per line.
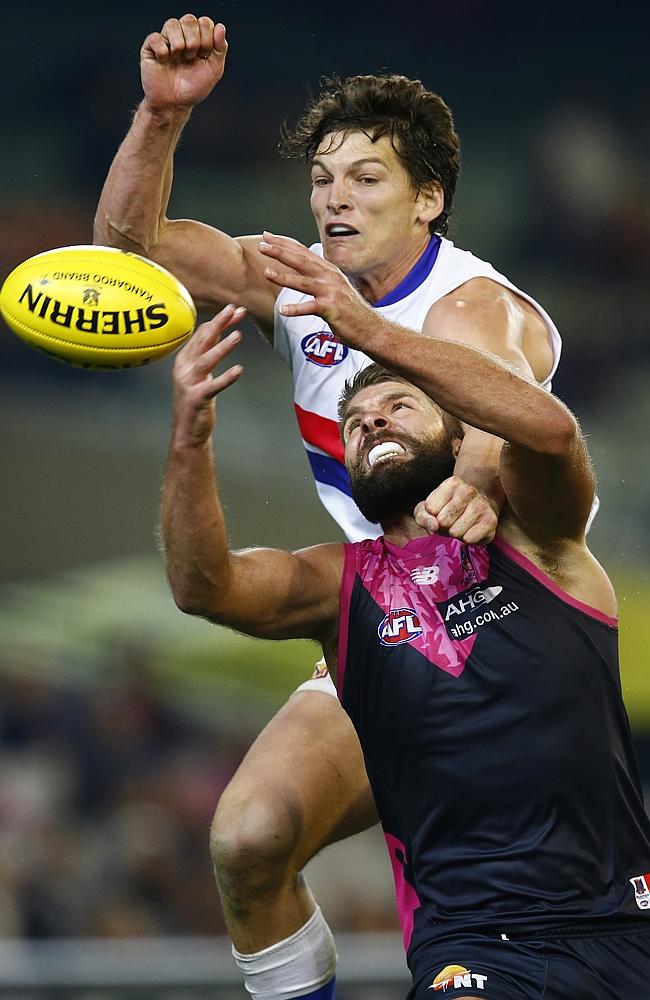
left=359, top=176, right=378, bottom=185
left=311, top=176, right=331, bottom=187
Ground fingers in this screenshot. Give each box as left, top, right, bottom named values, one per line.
left=443, top=498, right=497, bottom=544
left=147, top=15, right=226, bottom=62
left=259, top=234, right=330, bottom=317
left=259, top=232, right=321, bottom=274
left=277, top=298, right=319, bottom=318
left=142, top=32, right=171, bottom=62
left=176, top=304, right=245, bottom=386
left=414, top=500, right=440, bottom=534
left=205, top=361, right=244, bottom=397
left=163, top=14, right=201, bottom=58
left=263, top=264, right=316, bottom=294
left=415, top=477, right=498, bottom=544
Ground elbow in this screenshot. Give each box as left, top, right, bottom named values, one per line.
left=168, top=575, right=228, bottom=624
left=92, top=212, right=153, bottom=256
left=170, top=585, right=216, bottom=620
left=544, top=408, right=580, bottom=457
left=171, top=588, right=201, bottom=617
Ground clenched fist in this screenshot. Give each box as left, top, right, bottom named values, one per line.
left=141, top=14, right=228, bottom=113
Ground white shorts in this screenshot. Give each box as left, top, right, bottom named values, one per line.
left=292, top=659, right=338, bottom=699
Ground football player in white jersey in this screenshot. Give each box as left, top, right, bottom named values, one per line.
left=94, top=14, right=561, bottom=1000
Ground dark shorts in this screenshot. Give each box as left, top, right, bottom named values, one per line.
left=408, top=924, right=650, bottom=999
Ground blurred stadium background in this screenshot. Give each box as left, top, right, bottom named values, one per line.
left=0, top=1, right=649, bottom=995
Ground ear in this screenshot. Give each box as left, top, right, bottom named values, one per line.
left=451, top=436, right=463, bottom=460
left=415, top=181, right=444, bottom=227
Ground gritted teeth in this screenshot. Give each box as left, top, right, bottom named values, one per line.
left=326, top=224, right=359, bottom=236
left=368, top=441, right=406, bottom=467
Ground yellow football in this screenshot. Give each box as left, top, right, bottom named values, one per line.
left=0, top=245, right=196, bottom=370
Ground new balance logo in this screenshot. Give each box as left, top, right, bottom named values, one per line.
left=410, top=565, right=440, bottom=585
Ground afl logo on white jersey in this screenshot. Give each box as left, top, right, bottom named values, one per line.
left=378, top=608, right=423, bottom=646
left=301, top=330, right=348, bottom=367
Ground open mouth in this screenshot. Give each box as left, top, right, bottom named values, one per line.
left=326, top=223, right=359, bottom=238
left=366, top=441, right=406, bottom=468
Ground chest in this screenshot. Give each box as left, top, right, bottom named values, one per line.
left=340, top=541, right=616, bottom=761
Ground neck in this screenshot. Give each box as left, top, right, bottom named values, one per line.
left=380, top=515, right=430, bottom=547
left=351, top=234, right=432, bottom=304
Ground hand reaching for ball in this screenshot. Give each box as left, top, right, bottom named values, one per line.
left=141, top=15, right=228, bottom=113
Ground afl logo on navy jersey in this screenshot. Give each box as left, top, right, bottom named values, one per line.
left=378, top=608, right=423, bottom=646
left=301, top=330, right=348, bottom=367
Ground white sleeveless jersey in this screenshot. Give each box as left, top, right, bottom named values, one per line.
left=274, top=236, right=563, bottom=543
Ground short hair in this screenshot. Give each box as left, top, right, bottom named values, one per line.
left=337, top=363, right=463, bottom=441
left=280, top=74, right=461, bottom=237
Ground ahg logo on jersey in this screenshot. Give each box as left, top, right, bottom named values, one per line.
left=630, top=873, right=650, bottom=909
left=378, top=608, right=423, bottom=646
left=428, top=964, right=488, bottom=991
left=437, top=584, right=519, bottom=640
left=301, top=330, right=348, bottom=366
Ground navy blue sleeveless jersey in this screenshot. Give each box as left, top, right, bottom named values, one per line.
left=336, top=532, right=650, bottom=963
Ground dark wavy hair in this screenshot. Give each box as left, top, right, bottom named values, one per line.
left=337, top=363, right=463, bottom=441
left=280, top=74, right=461, bottom=237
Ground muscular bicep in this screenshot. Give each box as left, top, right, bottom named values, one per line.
left=422, top=277, right=552, bottom=381
left=197, top=542, right=343, bottom=641
left=150, top=222, right=277, bottom=331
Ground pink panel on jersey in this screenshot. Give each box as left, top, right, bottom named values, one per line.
left=358, top=535, right=491, bottom=677
left=384, top=832, right=421, bottom=951
left=294, top=403, right=344, bottom=462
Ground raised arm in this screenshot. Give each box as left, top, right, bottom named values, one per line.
left=412, top=277, right=553, bottom=535
left=343, top=313, right=594, bottom=543
left=259, top=234, right=564, bottom=540
left=94, top=16, right=276, bottom=327
left=160, top=305, right=342, bottom=642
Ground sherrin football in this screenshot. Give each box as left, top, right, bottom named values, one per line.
left=0, top=245, right=196, bottom=369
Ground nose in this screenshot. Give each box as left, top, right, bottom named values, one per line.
left=361, top=412, right=388, bottom=435
left=328, top=178, right=352, bottom=212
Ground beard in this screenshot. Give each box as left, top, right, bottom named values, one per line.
left=349, top=438, right=456, bottom=526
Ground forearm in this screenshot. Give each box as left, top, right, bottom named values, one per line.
left=345, top=317, right=575, bottom=455
left=160, top=440, right=232, bottom=617
left=453, top=428, right=505, bottom=511
left=94, top=101, right=191, bottom=253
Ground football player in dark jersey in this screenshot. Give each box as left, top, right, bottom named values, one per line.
left=160, top=303, right=650, bottom=1000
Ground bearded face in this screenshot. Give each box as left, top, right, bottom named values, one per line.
left=348, top=427, right=456, bottom=525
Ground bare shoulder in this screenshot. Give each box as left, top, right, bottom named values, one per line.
left=425, top=276, right=553, bottom=382
left=496, top=522, right=618, bottom=621
left=294, top=541, right=346, bottom=582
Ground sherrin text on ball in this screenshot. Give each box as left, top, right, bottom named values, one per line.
left=0, top=245, right=196, bottom=369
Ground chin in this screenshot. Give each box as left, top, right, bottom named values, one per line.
left=323, top=240, right=362, bottom=270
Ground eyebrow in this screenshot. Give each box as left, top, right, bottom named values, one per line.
left=311, top=156, right=390, bottom=173
left=343, top=390, right=421, bottom=426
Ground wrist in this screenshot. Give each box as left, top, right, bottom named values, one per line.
left=139, top=98, right=192, bottom=130
left=333, top=296, right=377, bottom=351
left=171, top=426, right=215, bottom=454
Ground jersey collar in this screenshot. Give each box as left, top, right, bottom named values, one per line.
left=373, top=235, right=441, bottom=308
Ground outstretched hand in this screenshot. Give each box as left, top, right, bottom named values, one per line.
left=141, top=15, right=228, bottom=113
left=414, top=476, right=499, bottom=545
left=259, top=231, right=370, bottom=343
left=171, top=304, right=245, bottom=449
